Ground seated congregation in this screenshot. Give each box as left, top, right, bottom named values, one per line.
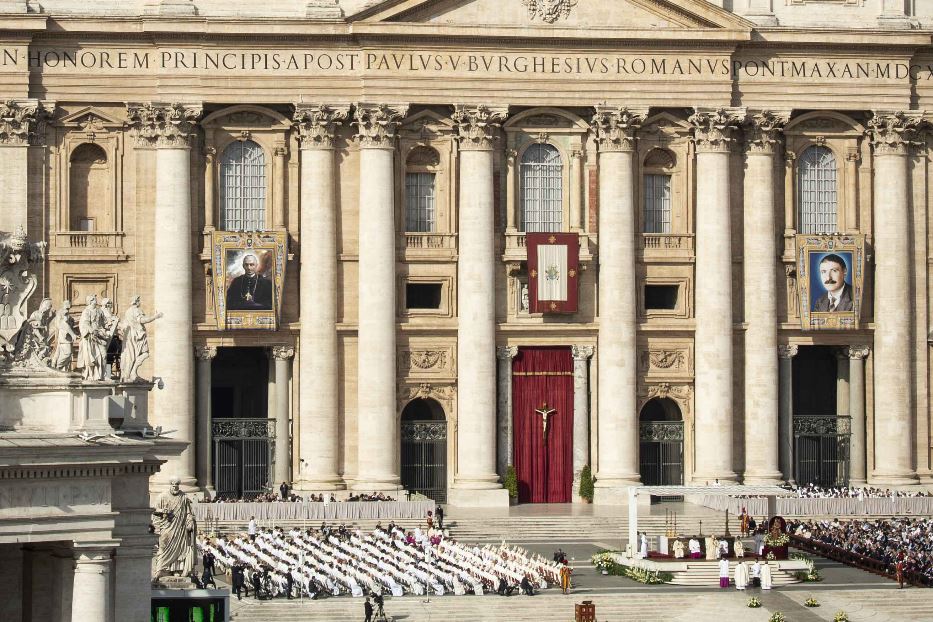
left=198, top=522, right=561, bottom=599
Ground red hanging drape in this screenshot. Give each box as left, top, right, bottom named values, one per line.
left=512, top=347, right=574, bottom=503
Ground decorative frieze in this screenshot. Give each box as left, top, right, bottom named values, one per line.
left=399, top=346, right=455, bottom=378
left=744, top=110, right=788, bottom=154
left=353, top=103, right=408, bottom=149
left=689, top=106, right=745, bottom=152
left=640, top=382, right=692, bottom=414
left=867, top=111, right=924, bottom=156
left=452, top=104, right=507, bottom=151
left=590, top=106, right=646, bottom=152
left=641, top=349, right=688, bottom=371
left=293, top=103, right=350, bottom=149
left=126, top=102, right=202, bottom=148
left=399, top=382, right=456, bottom=403
left=0, top=480, right=111, bottom=517
left=522, top=0, right=577, bottom=23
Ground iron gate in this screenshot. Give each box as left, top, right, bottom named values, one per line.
left=401, top=421, right=447, bottom=503
left=794, top=415, right=850, bottom=487
left=212, top=418, right=275, bottom=500
left=639, top=421, right=684, bottom=486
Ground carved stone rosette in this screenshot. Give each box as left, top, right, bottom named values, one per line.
left=271, top=345, right=295, bottom=360
left=0, top=99, right=47, bottom=146
left=293, top=103, right=350, bottom=149
left=352, top=103, right=408, bottom=149
left=590, top=106, right=646, bottom=152
left=778, top=344, right=799, bottom=359
left=689, top=106, right=745, bottom=153
left=744, top=110, right=789, bottom=155
left=193, top=345, right=217, bottom=360
left=452, top=104, right=507, bottom=151
left=126, top=103, right=203, bottom=148
left=845, top=345, right=871, bottom=360
left=867, top=111, right=924, bottom=156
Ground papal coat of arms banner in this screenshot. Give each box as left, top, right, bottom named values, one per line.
left=795, top=234, right=865, bottom=331
left=212, top=230, right=287, bottom=330
left=527, top=232, right=579, bottom=314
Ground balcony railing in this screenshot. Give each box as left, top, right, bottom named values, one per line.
left=399, top=233, right=457, bottom=261
left=50, top=231, right=126, bottom=260
left=642, top=234, right=694, bottom=251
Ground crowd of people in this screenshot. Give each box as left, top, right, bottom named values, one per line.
left=197, top=521, right=563, bottom=601
left=204, top=482, right=398, bottom=504
left=783, top=483, right=932, bottom=499
left=790, top=517, right=933, bottom=586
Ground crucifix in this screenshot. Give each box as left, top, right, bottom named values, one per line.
left=535, top=402, right=556, bottom=441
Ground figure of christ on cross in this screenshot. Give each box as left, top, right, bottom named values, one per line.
left=535, top=402, right=556, bottom=441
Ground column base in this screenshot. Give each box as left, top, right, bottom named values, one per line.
left=351, top=479, right=403, bottom=494
left=447, top=487, right=509, bottom=508
left=150, top=475, right=199, bottom=495
left=593, top=479, right=640, bottom=505
left=869, top=473, right=920, bottom=487
left=294, top=478, right=346, bottom=492
left=690, top=472, right=738, bottom=485
left=742, top=472, right=785, bottom=485
left=848, top=478, right=868, bottom=488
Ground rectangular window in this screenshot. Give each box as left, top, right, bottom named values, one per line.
left=644, top=285, right=679, bottom=310
left=406, top=283, right=442, bottom=309
left=405, top=172, right=436, bottom=233
left=77, top=218, right=95, bottom=232
left=643, top=174, right=672, bottom=233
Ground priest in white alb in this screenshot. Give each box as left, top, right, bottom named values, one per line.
left=733, top=560, right=749, bottom=590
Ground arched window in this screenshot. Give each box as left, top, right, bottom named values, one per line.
left=69, top=143, right=110, bottom=231
left=220, top=140, right=266, bottom=231
left=520, top=143, right=562, bottom=232
left=642, top=148, right=675, bottom=234
left=797, top=146, right=837, bottom=234
left=405, top=146, right=439, bottom=233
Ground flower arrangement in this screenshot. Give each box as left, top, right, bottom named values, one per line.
left=747, top=597, right=762, bottom=609
left=591, top=552, right=617, bottom=572
left=833, top=612, right=849, bottom=622
left=768, top=613, right=786, bottom=622
left=764, top=532, right=790, bottom=547
left=623, top=566, right=670, bottom=584
left=766, top=551, right=776, bottom=561
left=804, top=597, right=820, bottom=608
left=791, top=553, right=823, bottom=582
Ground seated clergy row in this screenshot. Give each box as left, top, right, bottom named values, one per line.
left=197, top=523, right=562, bottom=598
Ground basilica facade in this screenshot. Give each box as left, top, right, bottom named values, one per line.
left=5, top=0, right=933, bottom=505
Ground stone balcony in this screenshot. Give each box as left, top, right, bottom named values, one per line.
left=501, top=230, right=596, bottom=264
left=49, top=231, right=128, bottom=261
left=399, top=232, right=458, bottom=262
left=640, top=233, right=694, bottom=262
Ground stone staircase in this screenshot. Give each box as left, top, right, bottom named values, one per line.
left=664, top=560, right=801, bottom=586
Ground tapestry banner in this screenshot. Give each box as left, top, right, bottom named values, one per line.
left=527, top=232, right=579, bottom=314
left=211, top=230, right=287, bottom=330
left=795, top=234, right=865, bottom=330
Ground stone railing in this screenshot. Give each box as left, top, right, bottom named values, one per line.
left=50, top=231, right=127, bottom=260
left=502, top=231, right=594, bottom=263
left=400, top=233, right=457, bottom=260
left=641, top=233, right=694, bottom=251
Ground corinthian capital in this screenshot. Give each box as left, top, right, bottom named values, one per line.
left=352, top=103, right=408, bottom=149
left=845, top=345, right=871, bottom=360
left=744, top=110, right=789, bottom=155
left=689, top=106, right=745, bottom=152
left=272, top=345, right=295, bottom=360
left=194, top=345, right=217, bottom=360
left=0, top=99, right=49, bottom=146
left=590, top=106, right=647, bottom=152
left=868, top=111, right=924, bottom=156
left=126, top=102, right=202, bottom=148
left=452, top=104, right=507, bottom=151
left=293, top=103, right=350, bottom=149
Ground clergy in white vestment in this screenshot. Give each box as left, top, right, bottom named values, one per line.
left=688, top=538, right=701, bottom=559
left=734, top=539, right=745, bottom=558
left=639, top=533, right=648, bottom=559
left=750, top=559, right=761, bottom=588
left=760, top=561, right=773, bottom=590
left=733, top=561, right=749, bottom=590
left=705, top=537, right=717, bottom=560
left=672, top=540, right=685, bottom=559
left=718, top=558, right=730, bottom=588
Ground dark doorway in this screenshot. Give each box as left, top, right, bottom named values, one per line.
left=638, top=398, right=684, bottom=486
left=400, top=398, right=448, bottom=503
left=211, top=347, right=273, bottom=500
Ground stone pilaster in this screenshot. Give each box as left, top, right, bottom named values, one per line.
left=128, top=102, right=202, bottom=491
left=70, top=545, right=115, bottom=622
left=271, top=345, right=294, bottom=486
left=571, top=344, right=595, bottom=498
left=0, top=99, right=46, bottom=233
left=590, top=106, right=646, bottom=501
left=867, top=111, right=921, bottom=485
left=778, top=344, right=798, bottom=483
left=352, top=103, right=408, bottom=491
left=689, top=106, right=744, bottom=483
left=449, top=104, right=509, bottom=506
left=846, top=345, right=870, bottom=486
left=293, top=104, right=349, bottom=491
left=742, top=110, right=787, bottom=484
left=496, top=345, right=519, bottom=479
left=194, top=345, right=217, bottom=492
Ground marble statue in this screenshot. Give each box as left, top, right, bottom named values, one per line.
left=52, top=300, right=79, bottom=371
left=0, top=227, right=45, bottom=349
left=119, top=295, right=162, bottom=382
left=77, top=295, right=108, bottom=381
left=152, top=476, right=197, bottom=580
left=10, top=298, right=55, bottom=366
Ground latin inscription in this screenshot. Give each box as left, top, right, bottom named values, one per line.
left=0, top=480, right=111, bottom=517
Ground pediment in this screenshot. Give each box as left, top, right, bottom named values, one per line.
left=351, top=0, right=753, bottom=30
left=58, top=107, right=124, bottom=129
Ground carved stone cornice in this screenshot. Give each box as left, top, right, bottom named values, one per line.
left=452, top=104, right=507, bottom=151
left=689, top=106, right=745, bottom=153
left=0, top=99, right=49, bottom=146
left=353, top=103, right=408, bottom=149
left=571, top=345, right=594, bottom=361
left=194, top=345, right=217, bottom=361
left=126, top=103, right=202, bottom=148
left=293, top=103, right=350, bottom=150
left=744, top=110, right=789, bottom=155
left=590, top=106, right=647, bottom=153
left=778, top=344, right=799, bottom=359
left=845, top=345, right=871, bottom=360
left=496, top=345, right=519, bottom=360
left=867, top=111, right=924, bottom=156
left=271, top=345, right=295, bottom=360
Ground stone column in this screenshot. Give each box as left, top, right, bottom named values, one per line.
left=778, top=344, right=798, bottom=483
left=847, top=345, right=870, bottom=486
left=572, top=345, right=595, bottom=498
left=690, top=107, right=744, bottom=483
left=111, top=545, right=154, bottom=622
left=128, top=103, right=202, bottom=491
left=449, top=105, right=509, bottom=506
left=352, top=103, right=408, bottom=491
left=0, top=100, right=42, bottom=233
left=742, top=111, right=787, bottom=484
left=835, top=349, right=850, bottom=417
left=590, top=106, right=646, bottom=501
left=868, top=111, right=920, bottom=485
left=496, top=345, right=518, bottom=478
left=51, top=548, right=74, bottom=622
left=70, top=546, right=114, bottom=622
left=293, top=104, right=349, bottom=490
left=272, top=345, right=294, bottom=485
left=273, top=145, right=287, bottom=229
left=194, top=345, right=216, bottom=492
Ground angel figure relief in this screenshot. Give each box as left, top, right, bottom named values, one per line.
left=522, top=0, right=578, bottom=23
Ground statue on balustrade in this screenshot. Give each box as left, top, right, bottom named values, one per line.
left=119, top=295, right=162, bottom=382
left=0, top=227, right=46, bottom=356
left=77, top=295, right=109, bottom=381
left=10, top=298, right=55, bottom=366
left=53, top=299, right=78, bottom=371
left=152, top=476, right=197, bottom=581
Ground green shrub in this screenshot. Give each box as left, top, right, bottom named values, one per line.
left=579, top=464, right=594, bottom=501
left=504, top=465, right=518, bottom=499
